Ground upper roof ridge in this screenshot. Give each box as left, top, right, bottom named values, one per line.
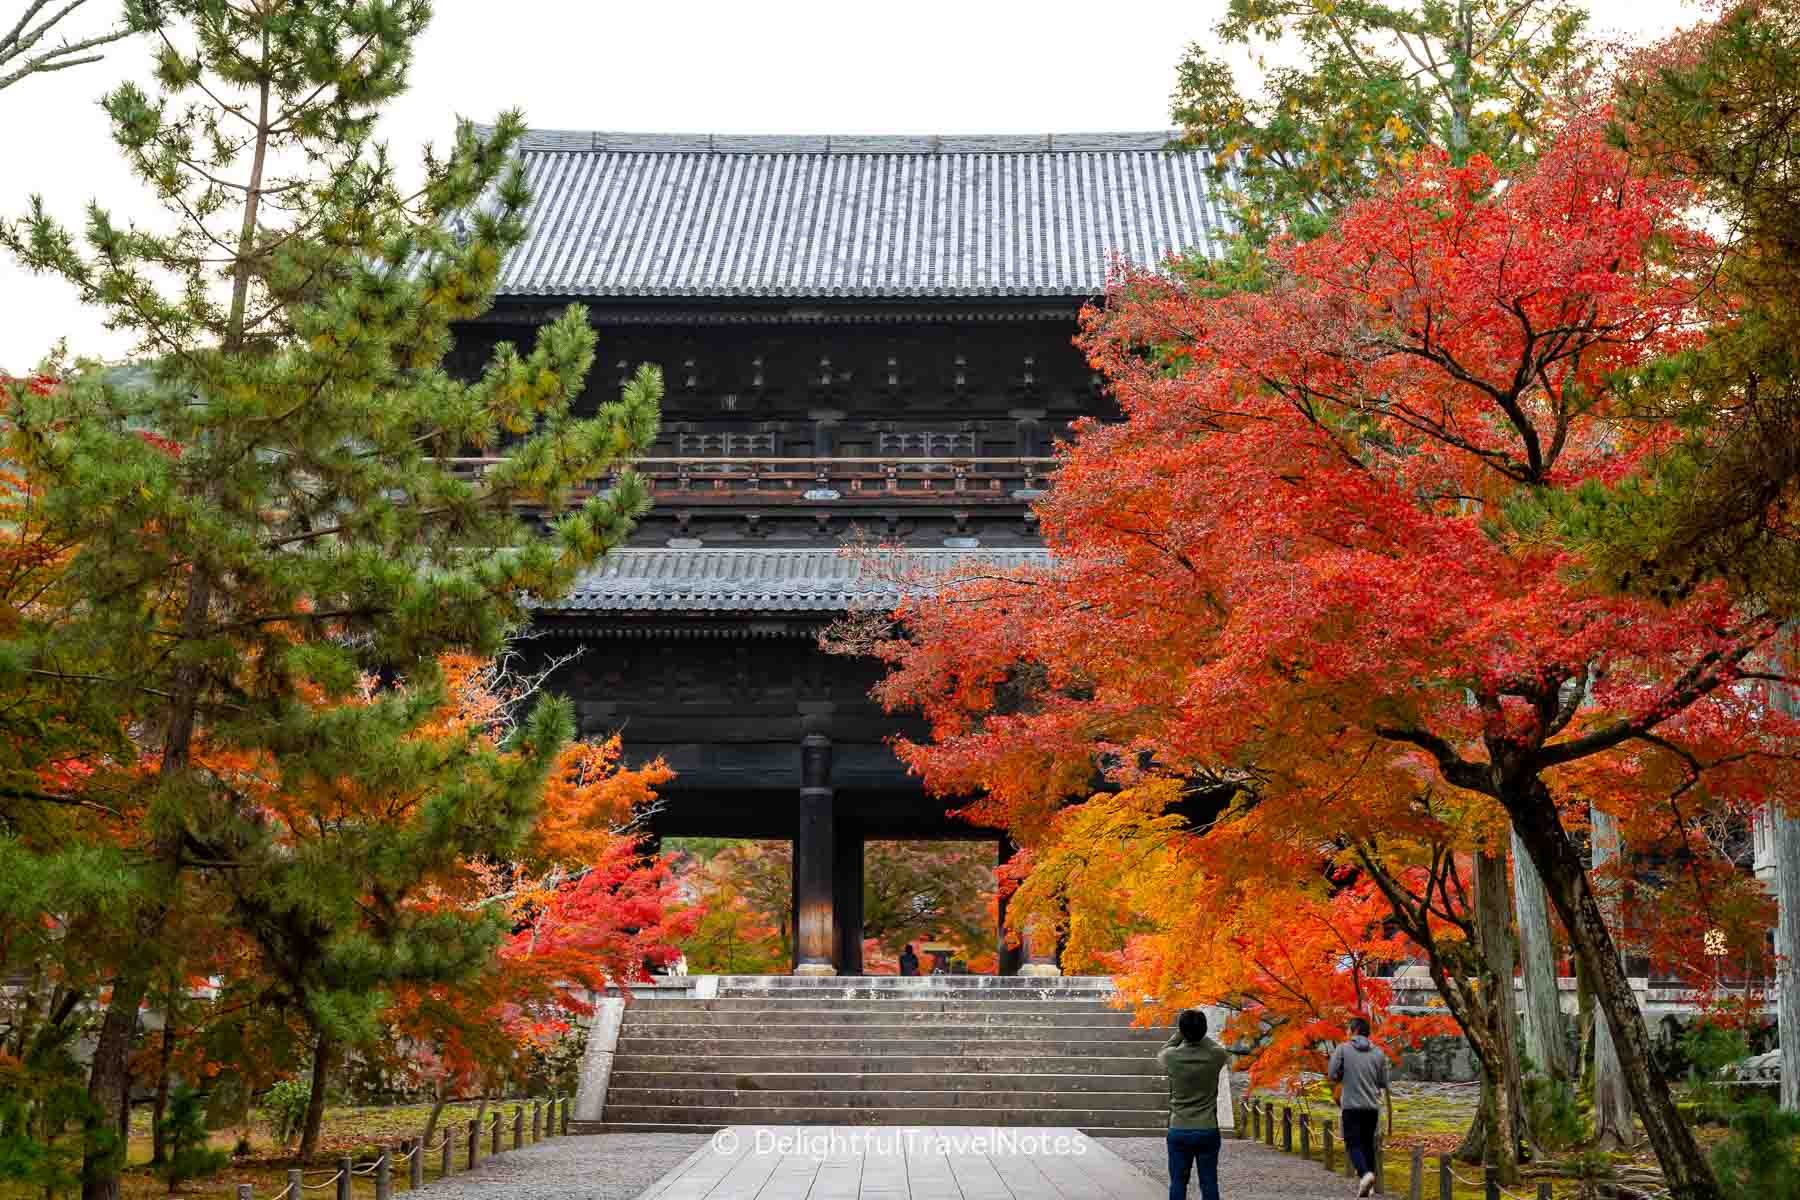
left=505, top=129, right=1182, bottom=154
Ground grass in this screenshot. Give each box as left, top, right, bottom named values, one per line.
left=0, top=1100, right=565, bottom=1200
left=1239, top=1081, right=1724, bottom=1199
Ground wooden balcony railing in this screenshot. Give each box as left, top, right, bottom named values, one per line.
left=444, top=456, right=1054, bottom=503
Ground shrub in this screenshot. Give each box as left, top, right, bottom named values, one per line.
left=258, top=1080, right=311, bottom=1147
left=158, top=1086, right=228, bottom=1193
left=1710, top=1103, right=1800, bottom=1200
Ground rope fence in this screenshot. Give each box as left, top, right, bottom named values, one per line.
left=1236, top=1095, right=1654, bottom=1199
left=218, top=1095, right=571, bottom=1199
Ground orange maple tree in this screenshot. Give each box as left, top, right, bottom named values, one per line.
left=855, top=113, right=1796, bottom=1199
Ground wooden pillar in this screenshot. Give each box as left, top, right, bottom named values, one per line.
left=794, top=724, right=837, bottom=975
left=997, top=835, right=1024, bottom=977
left=832, top=817, right=864, bottom=975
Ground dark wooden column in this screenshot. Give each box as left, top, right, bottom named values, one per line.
left=997, top=835, right=1024, bottom=977
left=794, top=725, right=837, bottom=975
left=832, top=821, right=864, bottom=975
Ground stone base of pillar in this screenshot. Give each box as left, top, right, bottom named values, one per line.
left=1018, top=963, right=1063, bottom=978
left=793, top=962, right=838, bottom=977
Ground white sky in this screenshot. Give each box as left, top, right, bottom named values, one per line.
left=0, top=0, right=1699, bottom=370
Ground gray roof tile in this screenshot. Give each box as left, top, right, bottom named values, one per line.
left=540, top=547, right=1053, bottom=613
left=491, top=130, right=1234, bottom=300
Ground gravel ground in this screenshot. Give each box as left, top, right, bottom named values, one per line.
left=415, top=1132, right=710, bottom=1200
left=1107, top=1136, right=1373, bottom=1199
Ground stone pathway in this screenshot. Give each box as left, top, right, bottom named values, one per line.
left=636, top=1127, right=1157, bottom=1199
left=405, top=1127, right=1374, bottom=1199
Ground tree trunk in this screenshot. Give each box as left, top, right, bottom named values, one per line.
left=297, top=1035, right=334, bottom=1163
left=80, top=968, right=148, bottom=1200
left=1575, top=954, right=1596, bottom=1094
left=1503, top=783, right=1716, bottom=1200
left=1590, top=807, right=1635, bottom=1149
left=1772, top=804, right=1800, bottom=1111
left=420, top=1092, right=448, bottom=1153
left=150, top=1018, right=175, bottom=1166
left=1513, top=829, right=1567, bottom=1081
left=1472, top=850, right=1524, bottom=1179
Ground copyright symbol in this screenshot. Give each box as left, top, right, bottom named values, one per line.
left=711, top=1128, right=739, bottom=1156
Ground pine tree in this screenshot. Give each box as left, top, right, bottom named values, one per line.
left=154, top=1085, right=225, bottom=1195
left=0, top=2, right=660, bottom=1194
left=0, top=2, right=135, bottom=93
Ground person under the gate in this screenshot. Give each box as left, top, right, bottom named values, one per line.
left=898, top=944, right=919, bottom=976
left=1328, top=1016, right=1393, bottom=1197
left=1159, top=1007, right=1230, bottom=1200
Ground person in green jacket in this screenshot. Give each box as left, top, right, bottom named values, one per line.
left=1158, top=1008, right=1231, bottom=1200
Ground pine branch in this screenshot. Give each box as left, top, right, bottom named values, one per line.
left=0, top=0, right=132, bottom=92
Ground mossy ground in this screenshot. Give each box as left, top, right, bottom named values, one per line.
left=1242, top=1081, right=1727, bottom=1198
left=0, top=1101, right=555, bottom=1200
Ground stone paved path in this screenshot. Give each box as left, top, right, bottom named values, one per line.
left=636, top=1127, right=1157, bottom=1199
left=406, top=1128, right=1372, bottom=1199
left=631, top=1126, right=1363, bottom=1199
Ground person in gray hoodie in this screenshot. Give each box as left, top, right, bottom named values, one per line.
left=1327, top=1017, right=1391, bottom=1197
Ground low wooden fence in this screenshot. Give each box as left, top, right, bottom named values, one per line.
left=226, top=1097, right=570, bottom=1200
left=1237, top=1097, right=1555, bottom=1200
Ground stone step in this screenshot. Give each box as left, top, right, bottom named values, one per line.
left=605, top=1087, right=1168, bottom=1113
left=712, top=975, right=1118, bottom=990
left=569, top=1121, right=1171, bottom=1139
left=627, top=998, right=1124, bottom=1015
left=599, top=1103, right=1169, bottom=1128
left=715, top=986, right=1116, bottom=1001
left=612, top=1053, right=1164, bottom=1076
left=608, top=1070, right=1167, bottom=1095
left=619, top=1014, right=1152, bottom=1036
left=614, top=1036, right=1159, bottom=1057
left=618, top=1022, right=1167, bottom=1041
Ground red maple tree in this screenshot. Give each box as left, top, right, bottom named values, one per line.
left=858, top=114, right=1795, bottom=1199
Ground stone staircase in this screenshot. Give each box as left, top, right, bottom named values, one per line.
left=575, top=975, right=1178, bottom=1138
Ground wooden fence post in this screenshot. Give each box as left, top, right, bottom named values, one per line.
left=1300, top=1111, right=1311, bottom=1159
left=1373, top=1131, right=1386, bottom=1193
left=1484, top=1166, right=1500, bottom=1200
left=336, top=1156, right=352, bottom=1200
left=1409, top=1144, right=1423, bottom=1200
left=560, top=1095, right=569, bottom=1135
left=467, top=1118, right=479, bottom=1170
left=238, top=1185, right=253, bottom=1200
left=1250, top=1103, right=1260, bottom=1140
left=1537, top=1185, right=1552, bottom=1200
left=375, top=1150, right=391, bottom=1200
left=1264, top=1102, right=1276, bottom=1147
left=287, top=1168, right=301, bottom=1200
left=513, top=1104, right=523, bottom=1150
left=1323, top=1121, right=1335, bottom=1172
left=532, top=1100, right=542, bottom=1141
left=441, top=1126, right=454, bottom=1179
left=1438, top=1155, right=1452, bottom=1200
left=1282, top=1106, right=1293, bottom=1152
left=490, top=1111, right=502, bottom=1156
left=410, top=1137, right=424, bottom=1190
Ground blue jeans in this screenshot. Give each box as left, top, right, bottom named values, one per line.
left=1342, top=1108, right=1379, bottom=1177
left=1166, top=1127, right=1221, bottom=1200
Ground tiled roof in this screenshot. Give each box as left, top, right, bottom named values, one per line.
left=492, top=130, right=1235, bottom=300
left=540, top=547, right=1053, bottom=613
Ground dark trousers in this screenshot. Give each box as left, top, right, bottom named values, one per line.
left=1166, top=1127, right=1221, bottom=1200
left=1342, top=1107, right=1379, bottom=1177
